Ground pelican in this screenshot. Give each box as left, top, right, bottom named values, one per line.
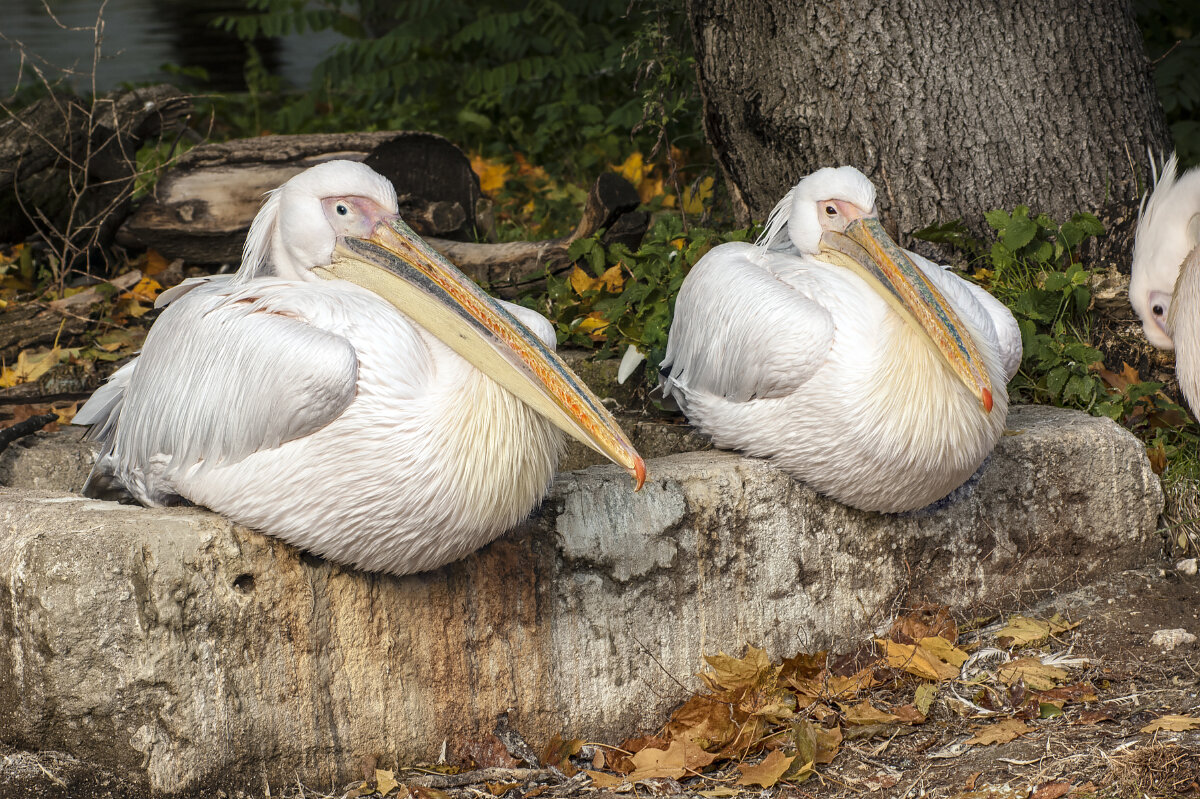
left=75, top=161, right=644, bottom=575
left=660, top=166, right=1021, bottom=512
left=1128, top=153, right=1200, bottom=416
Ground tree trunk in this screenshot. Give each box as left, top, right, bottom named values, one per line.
left=686, top=0, right=1171, bottom=238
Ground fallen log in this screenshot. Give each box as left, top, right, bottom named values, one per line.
left=120, top=132, right=647, bottom=295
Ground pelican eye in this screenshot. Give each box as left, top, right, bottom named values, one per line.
left=824, top=205, right=837, bottom=216
left=336, top=203, right=349, bottom=216
left=1153, top=304, right=1164, bottom=316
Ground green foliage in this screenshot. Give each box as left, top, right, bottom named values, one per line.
left=915, top=206, right=1200, bottom=480
left=1136, top=0, right=1200, bottom=167
left=212, top=0, right=698, bottom=172
left=524, top=216, right=754, bottom=376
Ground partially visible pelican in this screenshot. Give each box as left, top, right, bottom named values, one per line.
left=75, top=161, right=644, bottom=575
left=660, top=166, right=1020, bottom=513
left=1128, top=154, right=1200, bottom=416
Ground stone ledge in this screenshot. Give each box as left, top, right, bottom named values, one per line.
left=0, top=405, right=1164, bottom=794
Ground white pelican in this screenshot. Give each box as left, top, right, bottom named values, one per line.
left=1128, top=154, right=1200, bottom=416
left=75, top=161, right=644, bottom=575
left=660, top=166, right=1021, bottom=512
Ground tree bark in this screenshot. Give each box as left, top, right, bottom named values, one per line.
left=686, top=0, right=1171, bottom=238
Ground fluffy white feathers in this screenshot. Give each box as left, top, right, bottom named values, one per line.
left=1130, top=154, right=1200, bottom=349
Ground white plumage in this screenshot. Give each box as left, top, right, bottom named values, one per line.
left=1129, top=153, right=1200, bottom=416
left=1129, top=153, right=1200, bottom=351
left=75, top=161, right=620, bottom=575
left=661, top=166, right=1021, bottom=512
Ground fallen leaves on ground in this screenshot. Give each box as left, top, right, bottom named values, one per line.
left=1140, top=714, right=1200, bottom=733
left=995, top=614, right=1079, bottom=647
left=554, top=608, right=1096, bottom=792
left=735, top=748, right=794, bottom=787
left=965, top=718, right=1031, bottom=746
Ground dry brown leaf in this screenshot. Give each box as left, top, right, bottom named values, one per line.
left=696, top=788, right=742, bottom=798
left=667, top=694, right=739, bottom=748
left=964, top=718, right=1031, bottom=746
left=626, top=739, right=715, bottom=783
left=1037, top=683, right=1098, bottom=705
left=540, top=733, right=583, bottom=776
left=862, top=774, right=899, bottom=792
left=584, top=771, right=624, bottom=789
left=735, top=749, right=795, bottom=788
left=914, top=682, right=938, bottom=716
left=841, top=700, right=901, bottom=726
left=814, top=725, right=842, bottom=764
left=702, top=646, right=774, bottom=692
left=888, top=603, right=957, bottom=644
left=997, top=657, right=1069, bottom=691
left=1140, top=714, right=1200, bottom=733
left=964, top=771, right=982, bottom=790
left=485, top=783, right=519, bottom=796
left=374, top=770, right=400, bottom=797
left=995, top=614, right=1079, bottom=647
left=459, top=734, right=521, bottom=769
left=891, top=704, right=927, bottom=724
left=877, top=638, right=960, bottom=681
left=1030, top=782, right=1071, bottom=799
left=1075, top=709, right=1112, bottom=725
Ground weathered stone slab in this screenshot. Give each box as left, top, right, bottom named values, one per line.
left=0, top=406, right=1163, bottom=794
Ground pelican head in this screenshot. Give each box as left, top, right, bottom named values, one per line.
left=758, top=166, right=993, bottom=413
left=238, top=160, right=400, bottom=282
left=1130, top=154, right=1200, bottom=351
left=237, top=160, right=645, bottom=487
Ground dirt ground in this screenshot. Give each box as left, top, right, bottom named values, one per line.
left=2, top=560, right=1197, bottom=799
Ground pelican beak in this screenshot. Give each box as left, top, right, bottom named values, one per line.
left=817, top=217, right=994, bottom=413
left=314, top=217, right=646, bottom=489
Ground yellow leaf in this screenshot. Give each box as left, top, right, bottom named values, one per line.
left=877, top=638, right=959, bottom=682
left=0, top=346, right=63, bottom=388
left=597, top=264, right=624, bottom=292
left=914, top=682, right=938, bottom=716
left=374, top=769, right=399, bottom=796
left=995, top=614, right=1079, bottom=647
left=697, top=788, right=742, bottom=798
left=964, top=718, right=1031, bottom=746
left=702, top=645, right=774, bottom=692
left=471, top=154, right=511, bottom=195
left=615, top=152, right=645, bottom=186
left=637, top=176, right=665, bottom=204
left=142, top=249, right=170, bottom=276
left=918, top=636, right=970, bottom=669
left=735, top=749, right=795, bottom=788
left=569, top=265, right=597, bottom=295
left=121, top=276, right=162, bottom=303
left=1140, top=714, right=1200, bottom=733
left=575, top=313, right=610, bottom=337
left=682, top=176, right=715, bottom=215
left=997, top=657, right=1069, bottom=691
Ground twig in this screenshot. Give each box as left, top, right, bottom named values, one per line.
left=403, top=768, right=557, bottom=789
left=0, top=412, right=58, bottom=455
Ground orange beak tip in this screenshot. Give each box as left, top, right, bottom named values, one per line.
left=982, top=387, right=994, bottom=414
left=633, top=457, right=647, bottom=491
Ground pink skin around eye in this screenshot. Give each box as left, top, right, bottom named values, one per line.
left=322, top=196, right=400, bottom=238
left=818, top=199, right=873, bottom=231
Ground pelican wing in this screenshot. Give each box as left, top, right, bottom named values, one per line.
left=83, top=281, right=380, bottom=503
left=661, top=243, right=834, bottom=403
